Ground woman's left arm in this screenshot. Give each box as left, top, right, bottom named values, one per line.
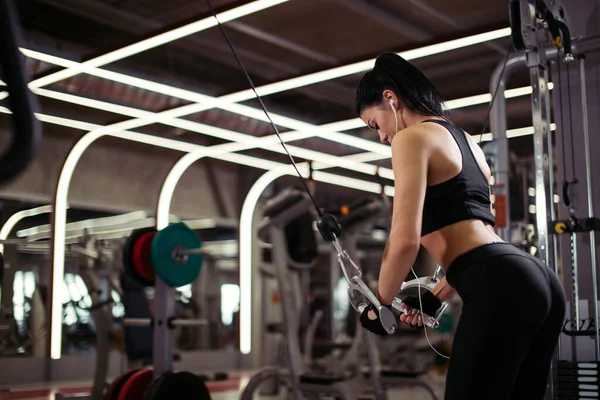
left=376, top=128, right=431, bottom=305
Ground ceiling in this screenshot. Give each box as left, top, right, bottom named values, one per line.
left=7, top=0, right=534, bottom=203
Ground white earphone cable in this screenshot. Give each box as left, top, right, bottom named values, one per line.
left=411, top=267, right=450, bottom=359
left=389, top=99, right=398, bottom=135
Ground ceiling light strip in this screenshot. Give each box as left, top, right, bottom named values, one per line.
left=33, top=88, right=392, bottom=177
left=224, top=28, right=512, bottom=103
left=28, top=0, right=290, bottom=89
left=21, top=48, right=391, bottom=156
left=19, top=28, right=511, bottom=157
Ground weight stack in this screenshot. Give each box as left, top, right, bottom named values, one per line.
left=554, top=361, right=599, bottom=399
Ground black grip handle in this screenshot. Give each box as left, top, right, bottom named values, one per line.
left=0, top=0, right=42, bottom=184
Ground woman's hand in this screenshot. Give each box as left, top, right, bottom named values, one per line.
left=360, top=304, right=392, bottom=336
left=398, top=290, right=443, bottom=328
left=400, top=305, right=424, bottom=327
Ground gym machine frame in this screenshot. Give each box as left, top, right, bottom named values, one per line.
left=496, top=1, right=600, bottom=347
left=242, top=187, right=356, bottom=400
left=494, top=1, right=600, bottom=398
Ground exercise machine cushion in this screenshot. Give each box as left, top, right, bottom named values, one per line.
left=338, top=200, right=384, bottom=230
left=263, top=190, right=305, bottom=218
left=300, top=373, right=346, bottom=384
left=285, top=212, right=318, bottom=263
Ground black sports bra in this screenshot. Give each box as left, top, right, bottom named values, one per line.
left=420, top=119, right=496, bottom=237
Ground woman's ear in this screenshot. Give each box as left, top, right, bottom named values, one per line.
left=382, top=90, right=398, bottom=108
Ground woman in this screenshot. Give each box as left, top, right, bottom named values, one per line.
left=356, top=53, right=566, bottom=400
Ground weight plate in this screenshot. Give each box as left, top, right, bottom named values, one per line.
left=434, top=313, right=453, bottom=334
left=143, top=372, right=172, bottom=400
left=123, top=227, right=156, bottom=287
left=133, top=232, right=157, bottom=282
left=151, top=223, right=203, bottom=288
left=105, top=368, right=142, bottom=400
left=117, top=367, right=154, bottom=400
left=144, top=371, right=211, bottom=400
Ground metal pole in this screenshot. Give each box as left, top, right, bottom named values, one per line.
left=541, top=63, right=560, bottom=399
left=270, top=226, right=303, bottom=400
left=490, top=51, right=531, bottom=241
left=579, top=56, right=600, bottom=359
left=531, top=65, right=555, bottom=272
left=153, top=278, right=175, bottom=379
left=545, top=61, right=562, bottom=362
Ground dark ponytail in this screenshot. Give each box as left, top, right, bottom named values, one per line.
left=355, top=53, right=446, bottom=118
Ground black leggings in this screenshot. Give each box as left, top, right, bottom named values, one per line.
left=444, top=243, right=566, bottom=400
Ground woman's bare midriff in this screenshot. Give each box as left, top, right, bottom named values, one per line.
left=421, top=219, right=505, bottom=273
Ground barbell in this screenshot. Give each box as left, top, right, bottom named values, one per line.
left=123, top=222, right=207, bottom=288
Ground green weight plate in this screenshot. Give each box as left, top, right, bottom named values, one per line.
left=434, top=313, right=454, bottom=334
left=151, top=223, right=203, bottom=288
left=123, top=227, right=156, bottom=287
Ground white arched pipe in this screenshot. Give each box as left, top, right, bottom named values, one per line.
left=48, top=126, right=218, bottom=360
left=238, top=168, right=293, bottom=354
left=0, top=205, right=55, bottom=254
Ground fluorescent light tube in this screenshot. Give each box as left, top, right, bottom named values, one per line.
left=29, top=0, right=290, bottom=89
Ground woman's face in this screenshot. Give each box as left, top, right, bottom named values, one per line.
left=360, top=102, right=398, bottom=145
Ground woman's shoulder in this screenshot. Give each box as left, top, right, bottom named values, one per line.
left=399, top=119, right=451, bottom=145
left=390, top=124, right=434, bottom=157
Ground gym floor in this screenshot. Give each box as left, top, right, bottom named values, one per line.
left=0, top=371, right=447, bottom=400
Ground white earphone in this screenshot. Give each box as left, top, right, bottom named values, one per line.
left=388, top=98, right=398, bottom=133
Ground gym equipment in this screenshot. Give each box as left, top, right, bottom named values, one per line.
left=496, top=1, right=600, bottom=396
left=123, top=223, right=206, bottom=288
left=151, top=223, right=204, bottom=288
left=331, top=195, right=440, bottom=400
left=0, top=0, right=42, bottom=183
left=116, top=368, right=154, bottom=400
left=132, top=232, right=157, bottom=283
left=123, top=227, right=156, bottom=287
left=104, top=369, right=142, bottom=400
left=143, top=371, right=210, bottom=400
left=552, top=57, right=600, bottom=350
left=242, top=187, right=356, bottom=400
left=55, top=236, right=116, bottom=400
left=323, top=211, right=447, bottom=333
left=119, top=273, right=154, bottom=365
left=554, top=361, right=600, bottom=399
